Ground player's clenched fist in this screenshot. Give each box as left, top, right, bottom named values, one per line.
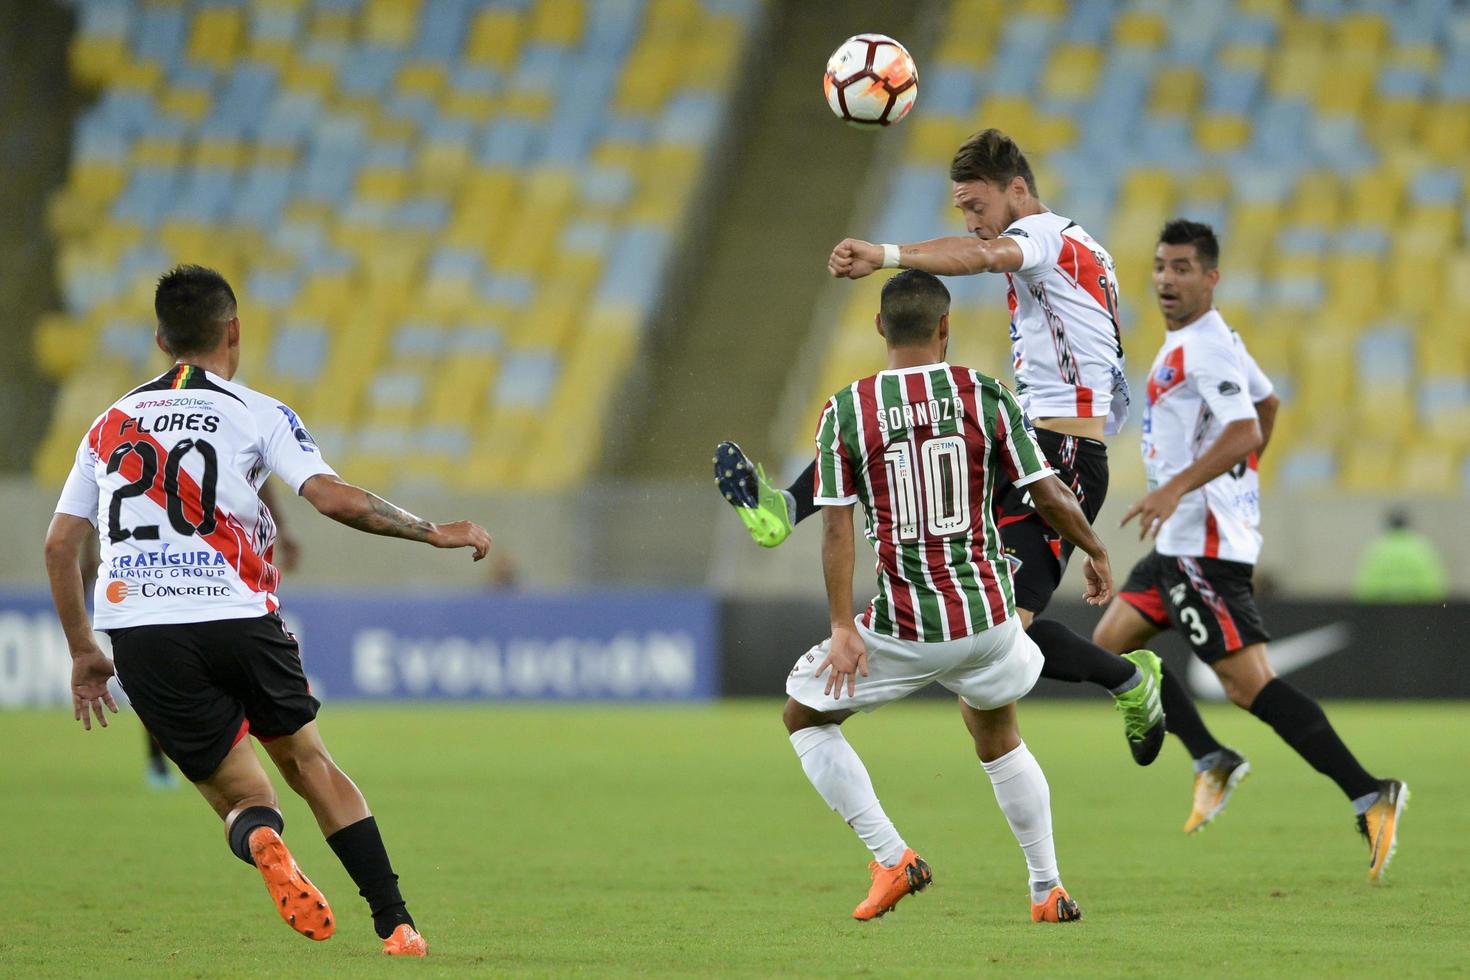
left=829, top=238, right=884, bottom=279
left=428, top=520, right=493, bottom=561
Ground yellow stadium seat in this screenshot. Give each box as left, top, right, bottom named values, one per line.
left=1422, top=103, right=1470, bottom=164
left=132, top=136, right=185, bottom=168
left=464, top=9, right=523, bottom=70
left=1336, top=12, right=1389, bottom=56
left=1398, top=205, right=1459, bottom=255
left=909, top=118, right=976, bottom=165
left=1443, top=251, right=1470, bottom=312
left=1149, top=67, right=1202, bottom=115
left=307, top=8, right=356, bottom=43
left=1217, top=43, right=1269, bottom=73
left=440, top=90, right=499, bottom=123
left=615, top=39, right=683, bottom=114
left=1364, top=97, right=1424, bottom=150
left=1313, top=64, right=1373, bottom=115
left=1401, top=444, right=1460, bottom=494
left=396, top=61, right=448, bottom=101
left=1195, top=115, right=1250, bottom=154
left=1041, top=44, right=1102, bottom=103
left=1113, top=11, right=1167, bottom=47
left=281, top=60, right=337, bottom=99
left=529, top=0, right=585, bottom=46
left=1338, top=440, right=1400, bottom=494
left=356, top=165, right=410, bottom=204
left=69, top=36, right=129, bottom=89
left=188, top=7, right=244, bottom=71
left=682, top=25, right=741, bottom=92
left=160, top=84, right=212, bottom=124
left=361, top=0, right=421, bottom=47
left=933, top=1, right=999, bottom=68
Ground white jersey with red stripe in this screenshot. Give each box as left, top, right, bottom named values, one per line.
left=1141, top=310, right=1273, bottom=564
left=54, top=363, right=336, bottom=629
left=1000, top=211, right=1131, bottom=434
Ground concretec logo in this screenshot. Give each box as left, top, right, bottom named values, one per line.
left=106, top=581, right=130, bottom=604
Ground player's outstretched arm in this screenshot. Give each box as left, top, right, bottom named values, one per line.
left=42, top=514, right=119, bottom=730
left=828, top=236, right=1025, bottom=279
left=1120, top=418, right=1263, bottom=540
left=1027, top=476, right=1114, bottom=606
left=817, top=503, right=868, bottom=699
left=300, top=474, right=491, bottom=560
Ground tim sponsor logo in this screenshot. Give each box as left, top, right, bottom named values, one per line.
left=351, top=628, right=702, bottom=699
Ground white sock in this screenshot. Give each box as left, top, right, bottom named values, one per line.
left=981, top=741, right=1060, bottom=900
left=790, top=725, right=907, bottom=867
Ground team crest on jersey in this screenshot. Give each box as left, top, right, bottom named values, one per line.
left=1147, top=346, right=1187, bottom=405
left=1169, top=583, right=1188, bottom=606
left=276, top=405, right=318, bottom=453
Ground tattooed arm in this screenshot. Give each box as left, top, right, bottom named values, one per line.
left=300, top=474, right=491, bottom=559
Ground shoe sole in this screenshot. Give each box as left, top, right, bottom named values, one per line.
left=249, top=828, right=335, bottom=941
left=1369, top=783, right=1409, bottom=881
left=1186, top=762, right=1251, bottom=834
left=855, top=857, right=933, bottom=922
left=713, top=442, right=789, bottom=548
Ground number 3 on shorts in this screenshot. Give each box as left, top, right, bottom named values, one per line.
left=1180, top=606, right=1209, bottom=647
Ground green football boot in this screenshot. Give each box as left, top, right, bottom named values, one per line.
left=1115, top=649, right=1166, bottom=766
left=713, top=441, right=793, bottom=548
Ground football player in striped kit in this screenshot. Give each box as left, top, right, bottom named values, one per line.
left=1092, top=220, right=1405, bottom=878
left=719, top=129, right=1166, bottom=765
left=781, top=270, right=1115, bottom=923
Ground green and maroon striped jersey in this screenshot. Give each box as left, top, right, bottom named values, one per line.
left=814, top=362, right=1053, bottom=642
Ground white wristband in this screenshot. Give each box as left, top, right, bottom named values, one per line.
left=881, top=243, right=901, bottom=269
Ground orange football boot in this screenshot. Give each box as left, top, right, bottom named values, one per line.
left=1030, top=885, right=1082, bottom=923
left=1358, top=778, right=1409, bottom=882
left=248, top=826, right=335, bottom=941
left=852, top=848, right=932, bottom=921
left=383, top=923, right=428, bottom=957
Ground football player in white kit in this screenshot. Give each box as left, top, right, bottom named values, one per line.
left=716, top=130, right=1166, bottom=765
left=1092, top=221, right=1406, bottom=879
left=43, top=266, right=491, bottom=953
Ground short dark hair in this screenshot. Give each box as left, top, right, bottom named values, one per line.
left=154, top=265, right=237, bottom=357
left=880, top=270, right=950, bottom=347
left=949, top=128, right=1037, bottom=195
left=1158, top=219, right=1220, bottom=270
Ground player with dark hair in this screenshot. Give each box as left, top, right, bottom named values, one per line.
left=785, top=269, right=1112, bottom=923
left=1090, top=222, right=1406, bottom=877
left=43, top=264, right=491, bottom=954
left=718, top=129, right=1166, bottom=765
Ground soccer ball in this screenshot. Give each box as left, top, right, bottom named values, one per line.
left=823, top=34, right=918, bottom=128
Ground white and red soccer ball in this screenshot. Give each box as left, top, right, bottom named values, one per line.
left=823, top=34, right=918, bottom=128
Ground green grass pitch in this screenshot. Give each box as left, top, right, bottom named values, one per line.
left=2, top=700, right=1464, bottom=977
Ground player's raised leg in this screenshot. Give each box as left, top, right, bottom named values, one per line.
left=783, top=696, right=931, bottom=922
left=1002, top=487, right=1166, bottom=767
left=263, top=722, right=426, bottom=955
left=193, top=736, right=336, bottom=942
left=1210, top=643, right=1406, bottom=879
left=1094, top=585, right=1249, bottom=833
left=712, top=442, right=798, bottom=547
left=957, top=698, right=1079, bottom=923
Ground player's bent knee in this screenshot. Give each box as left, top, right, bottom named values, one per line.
left=782, top=697, right=847, bottom=734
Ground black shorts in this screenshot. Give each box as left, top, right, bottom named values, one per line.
left=1119, top=551, right=1271, bottom=663
left=108, top=613, right=319, bottom=782
left=995, top=429, right=1110, bottom=615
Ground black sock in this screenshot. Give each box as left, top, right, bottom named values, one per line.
left=1159, top=665, right=1224, bottom=759
left=784, top=462, right=819, bottom=526
left=1248, top=678, right=1379, bottom=800
left=146, top=735, right=168, bottom=772
left=326, top=817, right=413, bottom=939
left=227, top=806, right=284, bottom=866
left=1029, top=619, right=1135, bottom=689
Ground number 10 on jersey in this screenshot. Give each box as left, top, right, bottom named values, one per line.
left=881, top=435, right=971, bottom=541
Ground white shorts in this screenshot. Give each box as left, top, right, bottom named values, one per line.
left=785, top=616, right=1042, bottom=713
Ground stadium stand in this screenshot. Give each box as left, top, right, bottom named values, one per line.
left=789, top=0, right=1470, bottom=496
left=36, top=0, right=761, bottom=491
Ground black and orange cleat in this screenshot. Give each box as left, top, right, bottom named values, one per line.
left=383, top=923, right=428, bottom=957
left=1358, top=778, right=1409, bottom=882
left=852, top=848, right=932, bottom=921
left=1030, top=885, right=1082, bottom=923
left=248, top=826, right=335, bottom=941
